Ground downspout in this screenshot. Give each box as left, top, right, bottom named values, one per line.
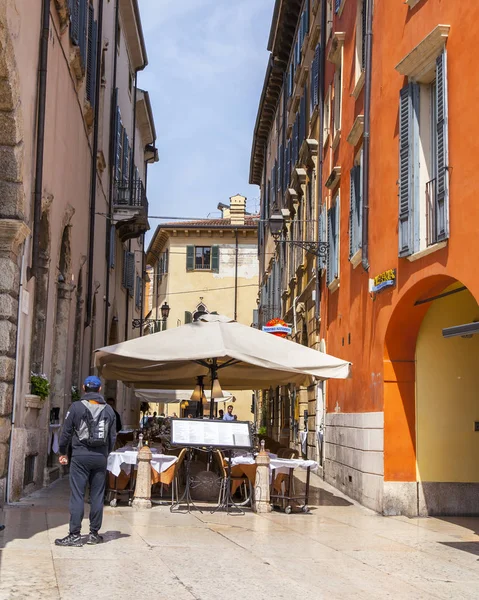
left=315, top=0, right=327, bottom=320
left=5, top=248, right=26, bottom=503
left=234, top=228, right=238, bottom=320
left=85, top=0, right=105, bottom=326
left=30, top=0, right=50, bottom=279
left=104, top=0, right=120, bottom=345
left=361, top=0, right=373, bottom=271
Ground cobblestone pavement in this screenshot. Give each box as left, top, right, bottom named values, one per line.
left=0, top=474, right=478, bottom=600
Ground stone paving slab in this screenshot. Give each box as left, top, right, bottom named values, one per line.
left=1, top=476, right=479, bottom=600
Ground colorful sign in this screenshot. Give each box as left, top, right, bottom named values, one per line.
left=372, top=269, right=396, bottom=293
left=262, top=318, right=292, bottom=337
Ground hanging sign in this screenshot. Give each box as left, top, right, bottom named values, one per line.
left=262, top=318, right=292, bottom=337
left=372, top=269, right=396, bottom=293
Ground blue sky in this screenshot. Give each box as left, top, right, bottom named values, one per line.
left=138, top=0, right=274, bottom=240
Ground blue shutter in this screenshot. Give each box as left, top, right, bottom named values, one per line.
left=278, top=144, right=283, bottom=194
left=186, top=246, right=194, bottom=271
left=335, top=0, right=341, bottom=13
left=69, top=0, right=80, bottom=45
left=349, top=163, right=362, bottom=258
left=361, top=0, right=367, bottom=70
left=310, top=46, right=319, bottom=114
left=283, top=144, right=288, bottom=191
left=435, top=51, right=449, bottom=242
left=86, top=5, right=97, bottom=107
left=79, top=0, right=87, bottom=68
left=358, top=149, right=363, bottom=250
left=211, top=246, right=220, bottom=273
left=398, top=84, right=418, bottom=257
left=314, top=45, right=320, bottom=108
left=319, top=204, right=327, bottom=270
left=304, top=4, right=309, bottom=35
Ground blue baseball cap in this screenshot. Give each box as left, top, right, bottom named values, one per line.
left=84, top=375, right=101, bottom=388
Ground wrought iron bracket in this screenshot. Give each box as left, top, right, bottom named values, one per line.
left=132, top=318, right=164, bottom=329
left=275, top=239, right=329, bottom=259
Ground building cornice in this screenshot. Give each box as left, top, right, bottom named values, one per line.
left=119, top=0, right=148, bottom=70
left=249, top=0, right=303, bottom=186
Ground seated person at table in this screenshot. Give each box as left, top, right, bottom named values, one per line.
left=107, top=397, right=122, bottom=433
left=223, top=405, right=235, bottom=421
left=218, top=410, right=224, bottom=420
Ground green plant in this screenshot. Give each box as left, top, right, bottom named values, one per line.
left=258, top=425, right=267, bottom=436
left=30, top=372, right=50, bottom=400
left=71, top=386, right=81, bottom=401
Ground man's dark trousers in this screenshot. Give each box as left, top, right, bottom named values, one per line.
left=69, top=454, right=107, bottom=535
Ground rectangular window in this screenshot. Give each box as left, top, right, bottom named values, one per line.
left=327, top=194, right=340, bottom=286
left=310, top=44, right=320, bottom=115
left=398, top=50, right=449, bottom=256
left=323, top=85, right=331, bottom=146
left=186, top=246, right=219, bottom=272
left=122, top=250, right=135, bottom=296
left=349, top=149, right=363, bottom=259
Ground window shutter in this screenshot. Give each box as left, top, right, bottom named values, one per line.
left=164, top=249, right=169, bottom=274
left=299, top=92, right=306, bottom=147
left=278, top=144, right=283, bottom=194
left=319, top=204, right=328, bottom=270
left=86, top=5, right=97, bottom=107
left=69, top=0, right=80, bottom=45
left=127, top=252, right=135, bottom=296
left=109, top=224, right=116, bottom=268
left=186, top=245, right=194, bottom=271
left=211, top=246, right=220, bottom=273
left=334, top=198, right=340, bottom=279
left=314, top=45, right=320, bottom=108
left=349, top=168, right=356, bottom=259
left=185, top=311, right=192, bottom=325
left=357, top=151, right=363, bottom=250
left=122, top=131, right=129, bottom=183
left=79, top=0, right=87, bottom=68
left=398, top=83, right=418, bottom=256
left=335, top=0, right=341, bottom=13
left=435, top=50, right=449, bottom=242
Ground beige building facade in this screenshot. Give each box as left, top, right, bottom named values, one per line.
left=146, top=196, right=258, bottom=421
left=0, top=0, right=158, bottom=501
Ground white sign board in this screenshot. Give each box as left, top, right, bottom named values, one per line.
left=171, top=419, right=252, bottom=449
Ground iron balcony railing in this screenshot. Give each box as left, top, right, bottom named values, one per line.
left=113, top=179, right=148, bottom=212
left=426, top=178, right=437, bottom=247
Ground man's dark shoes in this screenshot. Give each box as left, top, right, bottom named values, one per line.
left=87, top=532, right=104, bottom=545
left=55, top=533, right=83, bottom=547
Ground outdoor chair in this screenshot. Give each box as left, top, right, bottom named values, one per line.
left=215, top=450, right=252, bottom=506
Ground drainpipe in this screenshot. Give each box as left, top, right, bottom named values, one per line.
left=234, top=228, right=239, bottom=320
left=104, top=0, right=120, bottom=345
left=85, top=0, right=105, bottom=326
left=30, top=0, right=50, bottom=279
left=361, top=0, right=373, bottom=272
left=6, top=248, right=26, bottom=503
left=315, top=0, right=327, bottom=320
left=293, top=294, right=300, bottom=337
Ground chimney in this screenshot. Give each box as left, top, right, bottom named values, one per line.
left=229, top=194, right=246, bottom=226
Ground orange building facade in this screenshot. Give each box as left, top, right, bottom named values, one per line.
left=251, top=0, right=479, bottom=516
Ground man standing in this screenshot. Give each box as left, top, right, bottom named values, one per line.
left=223, top=405, right=235, bottom=421
left=55, top=376, right=116, bottom=547
left=107, top=397, right=122, bottom=434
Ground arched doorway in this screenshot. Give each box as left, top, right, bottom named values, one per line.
left=384, top=276, right=479, bottom=516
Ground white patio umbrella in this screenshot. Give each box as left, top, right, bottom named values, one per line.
left=95, top=314, right=351, bottom=419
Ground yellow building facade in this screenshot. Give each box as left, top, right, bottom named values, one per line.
left=146, top=195, right=259, bottom=420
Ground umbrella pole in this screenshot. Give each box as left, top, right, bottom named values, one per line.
left=209, top=361, right=216, bottom=419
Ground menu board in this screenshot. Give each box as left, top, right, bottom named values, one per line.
left=171, top=419, right=252, bottom=449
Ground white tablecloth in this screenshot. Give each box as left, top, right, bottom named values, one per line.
left=107, top=447, right=178, bottom=477
left=230, top=455, right=318, bottom=476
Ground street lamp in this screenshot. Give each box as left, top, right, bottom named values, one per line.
left=268, top=210, right=329, bottom=260
left=160, top=301, right=171, bottom=320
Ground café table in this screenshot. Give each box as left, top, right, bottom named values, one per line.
left=106, top=446, right=178, bottom=505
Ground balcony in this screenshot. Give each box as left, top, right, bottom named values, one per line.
left=113, top=179, right=149, bottom=242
